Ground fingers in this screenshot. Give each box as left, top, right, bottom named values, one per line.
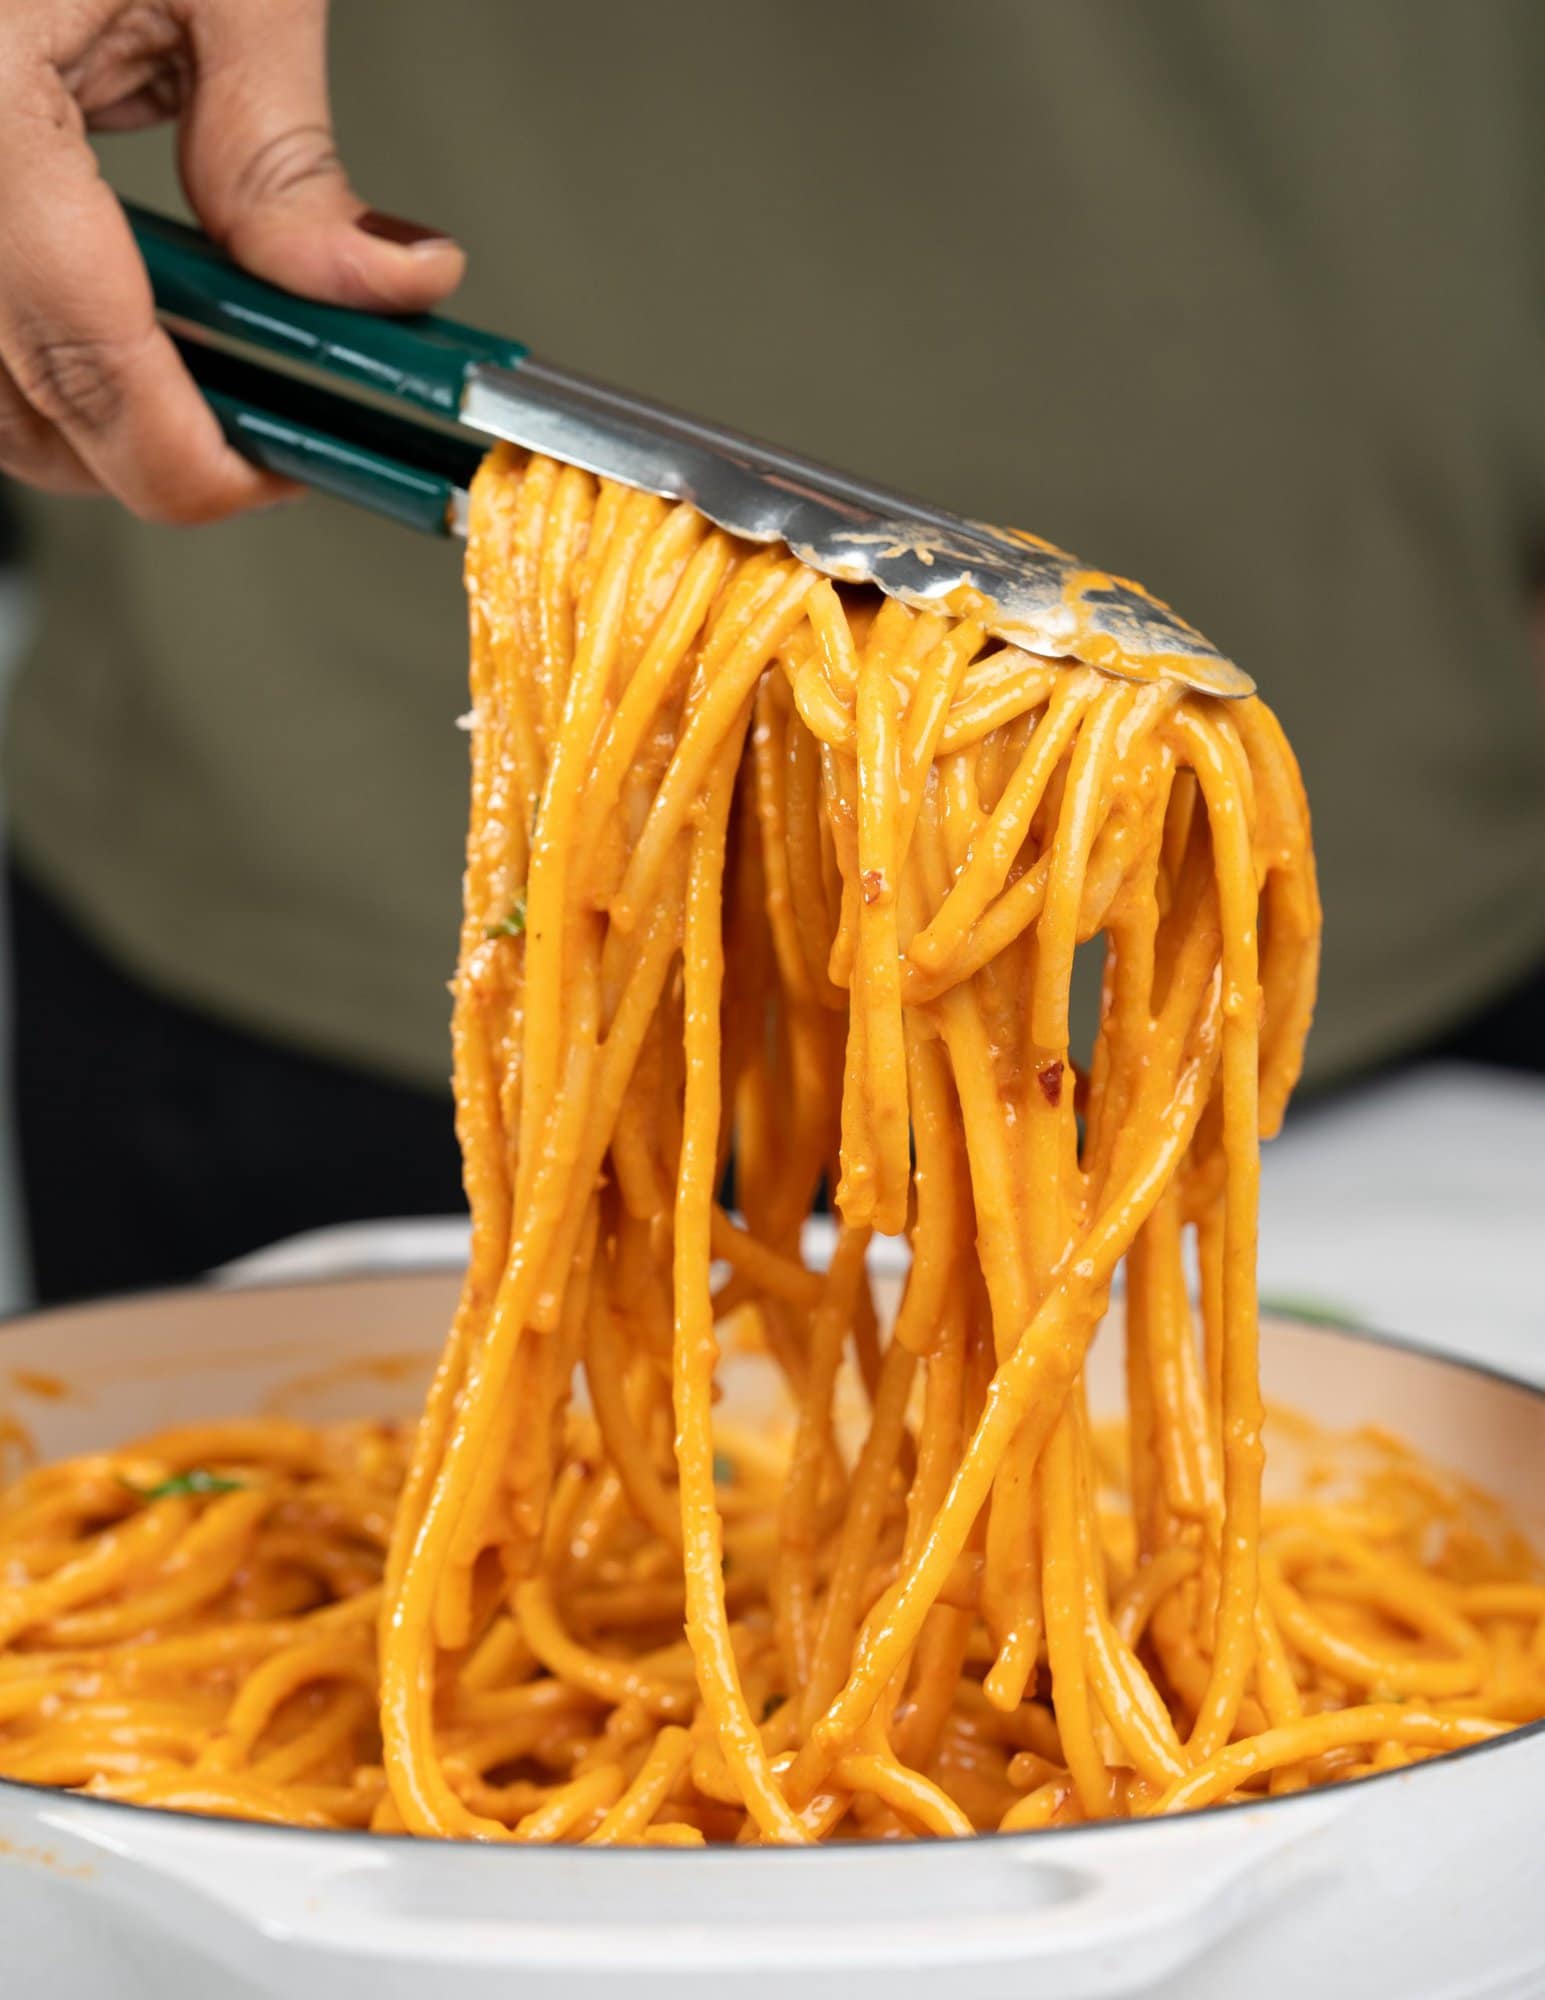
left=0, top=70, right=285, bottom=524
left=180, top=0, right=465, bottom=313
left=0, top=0, right=460, bottom=525
left=0, top=359, right=101, bottom=498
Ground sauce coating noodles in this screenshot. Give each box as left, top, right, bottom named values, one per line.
left=1, top=448, right=1540, bottom=1840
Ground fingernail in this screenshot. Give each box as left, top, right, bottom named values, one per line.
left=356, top=209, right=458, bottom=251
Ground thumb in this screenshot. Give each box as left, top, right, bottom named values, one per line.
left=177, top=0, right=465, bottom=313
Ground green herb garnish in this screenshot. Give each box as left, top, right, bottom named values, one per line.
left=485, top=893, right=527, bottom=940
left=1259, top=1295, right=1364, bottom=1330
left=712, top=1451, right=735, bottom=1486
left=122, top=1469, right=247, bottom=1502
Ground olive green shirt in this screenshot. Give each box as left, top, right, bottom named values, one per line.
left=9, top=1, right=1545, bottom=1090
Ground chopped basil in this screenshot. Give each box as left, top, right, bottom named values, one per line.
left=485, top=893, right=527, bottom=940
left=712, top=1451, right=735, bottom=1486
left=123, top=1468, right=247, bottom=1502
left=1259, top=1294, right=1363, bottom=1329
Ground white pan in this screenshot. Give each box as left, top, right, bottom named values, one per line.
left=0, top=1267, right=1541, bottom=2000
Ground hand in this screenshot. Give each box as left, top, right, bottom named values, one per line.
left=0, top=0, right=465, bottom=524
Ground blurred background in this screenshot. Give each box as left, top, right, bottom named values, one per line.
left=0, top=3, right=1543, bottom=1349
left=0, top=500, right=28, bottom=1311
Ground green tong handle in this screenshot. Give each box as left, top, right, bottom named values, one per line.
left=201, top=385, right=460, bottom=537
left=128, top=202, right=527, bottom=418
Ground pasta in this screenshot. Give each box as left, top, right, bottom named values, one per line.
left=1, top=445, right=1540, bottom=1842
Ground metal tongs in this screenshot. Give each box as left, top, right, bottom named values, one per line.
left=132, top=204, right=1251, bottom=700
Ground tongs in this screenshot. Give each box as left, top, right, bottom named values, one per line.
left=131, top=204, right=1251, bottom=700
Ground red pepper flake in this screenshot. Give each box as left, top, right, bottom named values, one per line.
left=1036, top=1059, right=1065, bottom=1108
left=861, top=868, right=886, bottom=905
